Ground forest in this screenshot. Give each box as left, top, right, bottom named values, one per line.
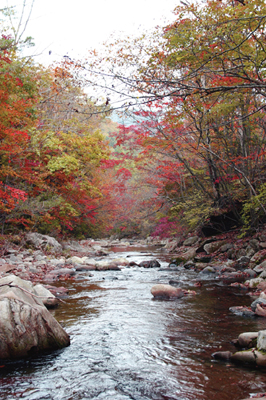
left=1, top=0, right=266, bottom=240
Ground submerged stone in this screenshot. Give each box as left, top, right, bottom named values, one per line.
left=151, top=284, right=184, bottom=299
left=230, top=349, right=257, bottom=365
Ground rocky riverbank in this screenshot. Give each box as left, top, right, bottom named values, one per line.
left=2, top=230, right=266, bottom=399
left=3, top=230, right=266, bottom=305
left=2, top=230, right=266, bottom=315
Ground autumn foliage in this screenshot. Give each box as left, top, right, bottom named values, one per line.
left=0, top=35, right=117, bottom=237
left=2, top=0, right=266, bottom=239
left=0, top=37, right=37, bottom=226
left=80, top=0, right=266, bottom=237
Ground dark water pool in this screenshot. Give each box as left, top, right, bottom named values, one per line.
left=1, top=248, right=266, bottom=399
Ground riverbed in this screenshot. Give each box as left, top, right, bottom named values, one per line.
left=1, top=246, right=266, bottom=400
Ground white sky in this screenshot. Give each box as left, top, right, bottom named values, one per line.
left=5, top=0, right=180, bottom=65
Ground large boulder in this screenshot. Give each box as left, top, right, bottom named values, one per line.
left=0, top=275, right=70, bottom=360
left=151, top=284, right=184, bottom=299
left=230, top=348, right=266, bottom=367
left=235, top=332, right=258, bottom=348
left=26, top=233, right=62, bottom=253
left=230, top=349, right=257, bottom=365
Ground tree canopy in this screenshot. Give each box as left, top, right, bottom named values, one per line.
left=81, top=0, right=266, bottom=235
left=2, top=0, right=266, bottom=239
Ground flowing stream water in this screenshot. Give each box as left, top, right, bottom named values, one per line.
left=1, top=246, right=266, bottom=400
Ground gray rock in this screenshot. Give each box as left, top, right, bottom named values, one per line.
left=212, top=351, right=232, bottom=360
left=184, top=261, right=195, bottom=269
left=6, top=249, right=17, bottom=254
left=246, top=277, right=264, bottom=288
left=236, top=256, right=250, bottom=268
left=257, top=330, right=266, bottom=351
left=253, top=350, right=266, bottom=367
left=23, top=257, right=34, bottom=262
left=9, top=255, right=21, bottom=263
left=219, top=265, right=236, bottom=273
left=83, top=257, right=97, bottom=265
left=228, top=347, right=266, bottom=367
left=26, top=233, right=62, bottom=253
left=183, top=236, right=199, bottom=246
left=230, top=349, right=256, bottom=365
left=251, top=298, right=266, bottom=312
left=75, top=264, right=96, bottom=271
left=0, top=275, right=69, bottom=359
left=245, top=246, right=255, bottom=258
left=29, top=267, right=39, bottom=273
left=50, top=268, right=76, bottom=277
left=35, top=254, right=46, bottom=261
left=0, top=274, right=34, bottom=291
left=227, top=248, right=236, bottom=259
left=236, top=332, right=258, bottom=348
left=91, top=245, right=103, bottom=251
left=139, top=260, right=161, bottom=268
left=95, top=262, right=110, bottom=271
left=62, top=241, right=88, bottom=252
left=259, top=270, right=266, bottom=279
left=199, top=266, right=217, bottom=274
left=181, top=248, right=197, bottom=260
left=249, top=239, right=260, bottom=251
left=220, top=243, right=234, bottom=252
left=49, top=258, right=65, bottom=266
left=34, top=260, right=47, bottom=267
left=68, top=256, right=86, bottom=264
left=244, top=269, right=257, bottom=279
left=236, top=249, right=247, bottom=259
left=108, top=265, right=121, bottom=271
left=229, top=306, right=255, bottom=317
left=203, top=240, right=225, bottom=254
left=33, top=284, right=59, bottom=308
left=250, top=251, right=266, bottom=266
left=151, top=284, right=184, bottom=299
left=254, top=260, right=266, bottom=273
left=166, top=240, right=182, bottom=252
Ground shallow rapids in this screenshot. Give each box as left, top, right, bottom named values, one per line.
left=1, top=247, right=266, bottom=399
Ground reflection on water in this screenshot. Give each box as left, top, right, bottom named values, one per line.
left=1, top=248, right=266, bottom=399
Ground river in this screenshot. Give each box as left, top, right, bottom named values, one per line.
left=1, top=246, right=266, bottom=400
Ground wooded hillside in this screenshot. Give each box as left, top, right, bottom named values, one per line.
left=1, top=0, right=266, bottom=239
